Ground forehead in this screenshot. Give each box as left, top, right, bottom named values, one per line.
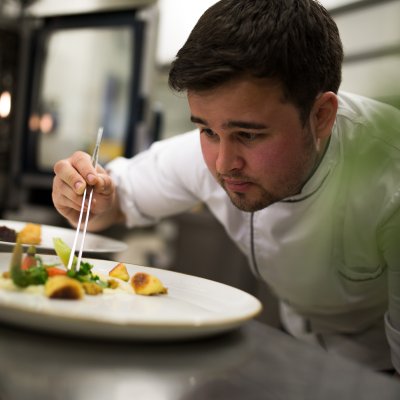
left=187, top=76, right=289, bottom=113
left=187, top=76, right=294, bottom=125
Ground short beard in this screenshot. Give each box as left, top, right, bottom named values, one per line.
left=218, top=176, right=281, bottom=212
left=228, top=191, right=279, bottom=212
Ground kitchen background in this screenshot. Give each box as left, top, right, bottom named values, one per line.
left=0, top=0, right=399, bottom=327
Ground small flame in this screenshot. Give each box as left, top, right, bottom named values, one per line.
left=0, top=91, right=11, bottom=118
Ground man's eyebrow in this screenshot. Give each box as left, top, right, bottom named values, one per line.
left=190, top=116, right=206, bottom=125
left=190, top=115, right=267, bottom=130
left=224, top=120, right=267, bottom=130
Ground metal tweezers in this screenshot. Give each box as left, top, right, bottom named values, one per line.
left=67, top=127, right=103, bottom=271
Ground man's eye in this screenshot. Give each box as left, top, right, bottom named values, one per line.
left=238, top=132, right=258, bottom=141
left=201, top=128, right=217, bottom=138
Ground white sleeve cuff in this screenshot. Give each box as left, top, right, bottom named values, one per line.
left=106, top=157, right=158, bottom=228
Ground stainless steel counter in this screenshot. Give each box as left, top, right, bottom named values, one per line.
left=0, top=320, right=399, bottom=400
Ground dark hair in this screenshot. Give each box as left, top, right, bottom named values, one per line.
left=168, top=0, right=343, bottom=123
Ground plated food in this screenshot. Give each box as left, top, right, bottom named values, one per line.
left=0, top=226, right=17, bottom=242
left=0, top=219, right=128, bottom=253
left=0, top=251, right=262, bottom=340
left=0, top=238, right=167, bottom=300
left=0, top=222, right=41, bottom=245
left=0, top=227, right=262, bottom=340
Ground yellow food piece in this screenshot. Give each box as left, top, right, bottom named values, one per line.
left=109, top=262, right=130, bottom=282
left=82, top=281, right=103, bottom=295
left=131, top=272, right=167, bottom=295
left=44, top=275, right=84, bottom=300
left=108, top=279, right=119, bottom=289
left=17, top=223, right=41, bottom=245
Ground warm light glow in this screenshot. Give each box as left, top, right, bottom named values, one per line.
left=0, top=91, right=11, bottom=118
left=29, top=113, right=41, bottom=131
left=29, top=112, right=56, bottom=134
left=39, top=113, right=54, bottom=134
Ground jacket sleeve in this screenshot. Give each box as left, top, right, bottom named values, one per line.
left=106, top=130, right=208, bottom=227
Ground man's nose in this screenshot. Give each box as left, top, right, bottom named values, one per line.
left=216, top=140, right=244, bottom=174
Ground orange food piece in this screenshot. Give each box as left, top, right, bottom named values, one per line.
left=109, top=262, right=130, bottom=281
left=17, top=223, right=41, bottom=245
left=131, top=272, right=167, bottom=295
left=44, top=276, right=84, bottom=300
left=21, top=255, right=37, bottom=270
left=46, top=266, right=67, bottom=277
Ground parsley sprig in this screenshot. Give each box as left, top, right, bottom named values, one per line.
left=67, top=261, right=108, bottom=288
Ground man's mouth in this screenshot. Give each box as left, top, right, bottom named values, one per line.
left=222, top=178, right=252, bottom=193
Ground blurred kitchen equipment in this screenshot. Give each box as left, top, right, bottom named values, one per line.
left=0, top=18, right=19, bottom=217
left=5, top=0, right=160, bottom=217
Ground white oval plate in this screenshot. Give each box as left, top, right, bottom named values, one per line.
left=0, top=253, right=262, bottom=340
left=0, top=219, right=127, bottom=253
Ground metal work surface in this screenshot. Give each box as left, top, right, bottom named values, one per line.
left=0, top=320, right=399, bottom=400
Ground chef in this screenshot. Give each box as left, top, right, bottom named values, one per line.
left=52, top=0, right=400, bottom=373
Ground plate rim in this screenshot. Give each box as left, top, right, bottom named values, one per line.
left=0, top=219, right=127, bottom=253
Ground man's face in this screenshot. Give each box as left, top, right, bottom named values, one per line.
left=188, top=77, right=321, bottom=212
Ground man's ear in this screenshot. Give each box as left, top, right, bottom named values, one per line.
left=311, top=91, right=338, bottom=143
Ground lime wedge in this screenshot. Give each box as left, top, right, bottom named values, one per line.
left=53, top=237, right=76, bottom=268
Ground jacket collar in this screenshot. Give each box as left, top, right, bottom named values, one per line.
left=281, top=123, right=339, bottom=203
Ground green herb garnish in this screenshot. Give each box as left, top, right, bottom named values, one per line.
left=67, top=261, right=108, bottom=288
left=10, top=242, right=48, bottom=288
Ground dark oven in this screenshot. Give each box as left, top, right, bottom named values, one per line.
left=0, top=19, right=19, bottom=215
left=4, top=0, right=160, bottom=216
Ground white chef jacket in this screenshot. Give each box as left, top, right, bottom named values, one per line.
left=107, top=92, right=400, bottom=371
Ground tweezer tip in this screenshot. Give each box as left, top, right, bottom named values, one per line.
left=96, top=126, right=104, bottom=143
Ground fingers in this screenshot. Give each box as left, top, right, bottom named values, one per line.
left=91, top=170, right=115, bottom=196
left=52, top=151, right=116, bottom=225
left=52, top=172, right=84, bottom=217
left=53, top=151, right=96, bottom=195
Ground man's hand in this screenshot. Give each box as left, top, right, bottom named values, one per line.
left=52, top=151, right=124, bottom=231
